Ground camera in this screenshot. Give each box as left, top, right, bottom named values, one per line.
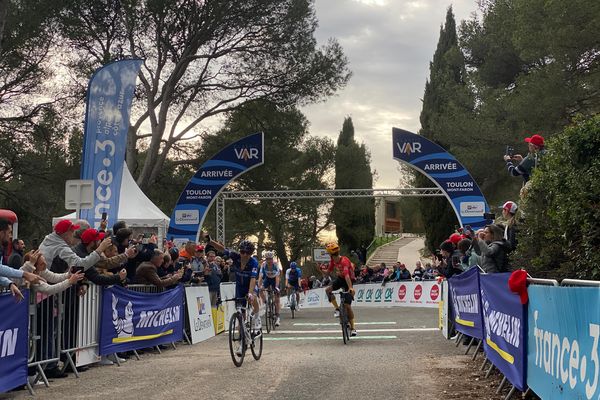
left=483, top=212, right=496, bottom=221
left=505, top=145, right=514, bottom=157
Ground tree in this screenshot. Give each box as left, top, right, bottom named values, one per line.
left=196, top=100, right=335, bottom=267
left=57, top=0, right=350, bottom=190
left=416, top=7, right=466, bottom=252
left=331, top=117, right=375, bottom=253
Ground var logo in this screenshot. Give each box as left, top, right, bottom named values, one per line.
left=396, top=142, right=422, bottom=155
left=234, top=147, right=259, bottom=161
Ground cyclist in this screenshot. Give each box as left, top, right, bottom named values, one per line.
left=324, top=242, right=357, bottom=337
left=210, top=239, right=261, bottom=330
left=285, top=261, right=302, bottom=309
left=258, top=251, right=282, bottom=326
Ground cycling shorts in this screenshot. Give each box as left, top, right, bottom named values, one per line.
left=263, top=277, right=277, bottom=290
left=288, top=280, right=300, bottom=290
left=331, top=276, right=353, bottom=305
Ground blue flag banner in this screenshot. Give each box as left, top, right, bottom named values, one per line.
left=80, top=59, right=143, bottom=228
left=0, top=291, right=29, bottom=393
left=99, top=285, right=184, bottom=355
left=167, top=132, right=264, bottom=243
left=448, top=267, right=484, bottom=339
left=527, top=286, right=600, bottom=400
left=392, top=128, right=490, bottom=229
left=480, top=273, right=527, bottom=391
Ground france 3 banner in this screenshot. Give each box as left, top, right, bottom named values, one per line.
left=99, top=285, right=184, bottom=355
left=80, top=59, right=143, bottom=228
left=184, top=286, right=214, bottom=344
left=168, top=132, right=265, bottom=244
left=480, top=273, right=526, bottom=391
left=448, top=267, right=484, bottom=339
left=0, top=291, right=28, bottom=393
left=527, top=286, right=600, bottom=400
left=392, top=128, right=490, bottom=229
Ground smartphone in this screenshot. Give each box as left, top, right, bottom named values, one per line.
left=483, top=212, right=496, bottom=220
left=72, top=266, right=85, bottom=273
left=101, top=212, right=107, bottom=221
left=451, top=255, right=460, bottom=266
left=505, top=146, right=514, bottom=157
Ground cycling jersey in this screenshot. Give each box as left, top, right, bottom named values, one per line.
left=286, top=267, right=301, bottom=283
left=260, top=262, right=281, bottom=280
left=223, top=249, right=259, bottom=300
left=328, top=256, right=355, bottom=281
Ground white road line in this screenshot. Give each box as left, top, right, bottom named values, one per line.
left=292, top=322, right=397, bottom=326
left=264, top=336, right=397, bottom=341
left=271, top=328, right=438, bottom=334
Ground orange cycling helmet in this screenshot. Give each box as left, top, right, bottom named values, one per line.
left=325, top=242, right=340, bottom=254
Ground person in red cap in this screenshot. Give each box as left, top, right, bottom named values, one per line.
left=504, top=133, right=547, bottom=183
left=38, top=219, right=113, bottom=274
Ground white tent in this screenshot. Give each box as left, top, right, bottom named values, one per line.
left=53, top=166, right=170, bottom=242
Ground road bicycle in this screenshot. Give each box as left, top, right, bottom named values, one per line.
left=287, top=286, right=300, bottom=319
left=225, top=297, right=263, bottom=367
left=333, top=290, right=352, bottom=344
left=261, top=288, right=277, bottom=333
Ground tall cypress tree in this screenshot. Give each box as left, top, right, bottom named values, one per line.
left=417, top=7, right=469, bottom=252
left=332, top=117, right=375, bottom=254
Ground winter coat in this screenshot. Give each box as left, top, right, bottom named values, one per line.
left=135, top=262, right=181, bottom=288
left=39, top=232, right=101, bottom=273
left=73, top=243, right=124, bottom=286
left=472, top=239, right=511, bottom=273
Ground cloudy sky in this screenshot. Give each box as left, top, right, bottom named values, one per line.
left=302, top=0, right=479, bottom=188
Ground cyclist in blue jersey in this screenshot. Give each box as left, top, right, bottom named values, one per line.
left=210, top=239, right=261, bottom=330
left=285, top=261, right=302, bottom=308
left=258, top=251, right=282, bottom=326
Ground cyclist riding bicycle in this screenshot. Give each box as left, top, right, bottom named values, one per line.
left=285, top=261, right=302, bottom=309
left=258, top=251, right=282, bottom=326
left=324, top=242, right=357, bottom=337
left=210, top=239, right=261, bottom=330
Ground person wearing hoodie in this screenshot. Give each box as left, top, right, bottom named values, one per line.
left=39, top=220, right=112, bottom=274
left=472, top=224, right=511, bottom=273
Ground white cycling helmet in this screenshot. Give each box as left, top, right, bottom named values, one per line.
left=264, top=251, right=274, bottom=259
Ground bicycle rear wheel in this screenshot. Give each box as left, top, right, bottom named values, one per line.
left=290, top=293, right=296, bottom=319
left=340, top=307, right=350, bottom=344
left=250, top=326, right=263, bottom=360
left=228, top=312, right=245, bottom=367
left=265, top=296, right=272, bottom=334
left=268, top=295, right=275, bottom=331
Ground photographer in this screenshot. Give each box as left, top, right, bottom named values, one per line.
left=472, top=224, right=511, bottom=273
left=135, top=250, right=183, bottom=287
left=504, top=133, right=547, bottom=183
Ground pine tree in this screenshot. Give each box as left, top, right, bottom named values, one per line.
left=417, top=7, right=467, bottom=252
left=332, top=117, right=375, bottom=254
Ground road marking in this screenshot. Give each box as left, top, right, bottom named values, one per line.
left=271, top=328, right=438, bottom=334
left=264, top=335, right=397, bottom=341
left=293, top=322, right=397, bottom=326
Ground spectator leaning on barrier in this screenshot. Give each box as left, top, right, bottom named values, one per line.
left=472, top=224, right=511, bottom=273
left=412, top=260, right=425, bottom=281
left=204, top=250, right=223, bottom=306
left=457, top=238, right=479, bottom=271
left=422, top=262, right=437, bottom=280
left=440, top=240, right=461, bottom=278
left=112, top=227, right=158, bottom=281
left=398, top=263, right=412, bottom=280
left=504, top=133, right=547, bottom=183
left=135, top=249, right=183, bottom=287
left=39, top=219, right=111, bottom=274
left=0, top=218, right=12, bottom=263
left=14, top=250, right=85, bottom=294
left=8, top=238, right=25, bottom=269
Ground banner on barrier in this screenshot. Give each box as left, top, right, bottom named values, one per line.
left=0, top=291, right=28, bottom=394
left=220, top=283, right=236, bottom=330
left=99, top=285, right=183, bottom=355
left=527, top=286, right=600, bottom=400
left=185, top=286, right=214, bottom=344
left=448, top=268, right=483, bottom=339
left=354, top=282, right=440, bottom=308
left=480, top=273, right=526, bottom=391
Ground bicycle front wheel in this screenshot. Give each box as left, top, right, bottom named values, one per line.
left=228, top=312, right=245, bottom=367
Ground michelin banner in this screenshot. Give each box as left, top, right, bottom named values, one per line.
left=480, top=273, right=527, bottom=391
left=392, top=128, right=490, bottom=229
left=168, top=132, right=264, bottom=243
left=0, top=291, right=28, bottom=394
left=185, top=286, right=215, bottom=344
left=448, top=267, right=484, bottom=339
left=99, top=285, right=183, bottom=355
left=80, top=59, right=143, bottom=228
left=527, top=286, right=600, bottom=400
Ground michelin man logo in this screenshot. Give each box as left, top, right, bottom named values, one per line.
left=112, top=294, right=134, bottom=338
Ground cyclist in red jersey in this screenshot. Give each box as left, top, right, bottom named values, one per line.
left=324, top=242, right=357, bottom=336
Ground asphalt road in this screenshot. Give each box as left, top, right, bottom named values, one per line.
left=5, top=306, right=470, bottom=400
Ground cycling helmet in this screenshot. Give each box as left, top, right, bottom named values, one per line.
left=290, top=261, right=298, bottom=269
left=325, top=242, right=340, bottom=254
left=238, top=240, right=255, bottom=254
left=264, top=250, right=274, bottom=259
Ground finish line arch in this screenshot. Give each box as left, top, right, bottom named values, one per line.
left=392, top=128, right=490, bottom=230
